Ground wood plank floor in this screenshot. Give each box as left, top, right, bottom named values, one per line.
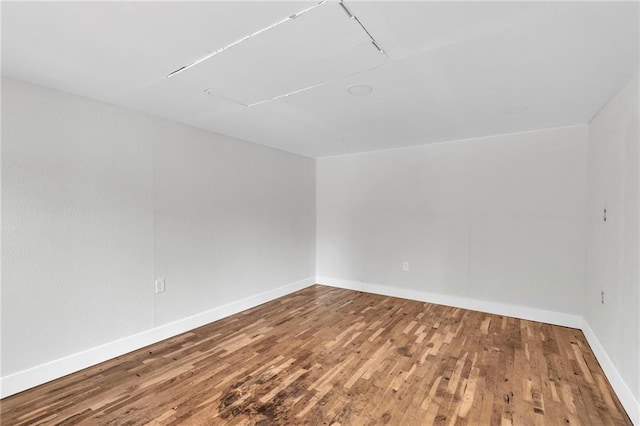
left=1, top=285, right=631, bottom=425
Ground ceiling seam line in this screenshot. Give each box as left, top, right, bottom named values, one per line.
left=341, top=0, right=388, bottom=56
left=246, top=62, right=392, bottom=108
left=203, top=89, right=248, bottom=107
left=166, top=0, right=328, bottom=79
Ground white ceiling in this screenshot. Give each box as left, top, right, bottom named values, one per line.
left=2, top=1, right=639, bottom=158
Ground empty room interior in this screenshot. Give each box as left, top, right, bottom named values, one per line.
left=1, top=0, right=639, bottom=424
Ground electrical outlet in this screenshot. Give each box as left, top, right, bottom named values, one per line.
left=601, top=290, right=605, bottom=304
left=603, top=208, right=607, bottom=222
left=155, top=278, right=166, bottom=294
left=402, top=262, right=410, bottom=272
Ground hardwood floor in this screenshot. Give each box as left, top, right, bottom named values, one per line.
left=1, top=285, right=631, bottom=425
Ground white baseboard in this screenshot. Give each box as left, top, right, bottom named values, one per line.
left=581, top=321, right=640, bottom=425
left=0, top=277, right=315, bottom=399
left=317, top=276, right=583, bottom=328
left=318, top=276, right=639, bottom=425
left=3, top=277, right=638, bottom=425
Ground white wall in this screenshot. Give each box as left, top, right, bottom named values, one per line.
left=1, top=78, right=316, bottom=385
left=585, top=70, right=639, bottom=404
left=2, top=71, right=638, bottom=418
left=153, top=118, right=315, bottom=325
left=2, top=79, right=156, bottom=377
left=317, top=125, right=588, bottom=315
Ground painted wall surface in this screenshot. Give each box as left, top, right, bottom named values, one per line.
left=1, top=78, right=316, bottom=377
left=152, top=119, right=316, bottom=325
left=585, top=70, right=640, bottom=400
left=317, top=126, right=588, bottom=315
left=3, top=71, right=637, bottom=416
left=1, top=78, right=156, bottom=377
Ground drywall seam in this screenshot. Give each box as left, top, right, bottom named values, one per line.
left=0, top=277, right=315, bottom=398
left=318, top=276, right=638, bottom=425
